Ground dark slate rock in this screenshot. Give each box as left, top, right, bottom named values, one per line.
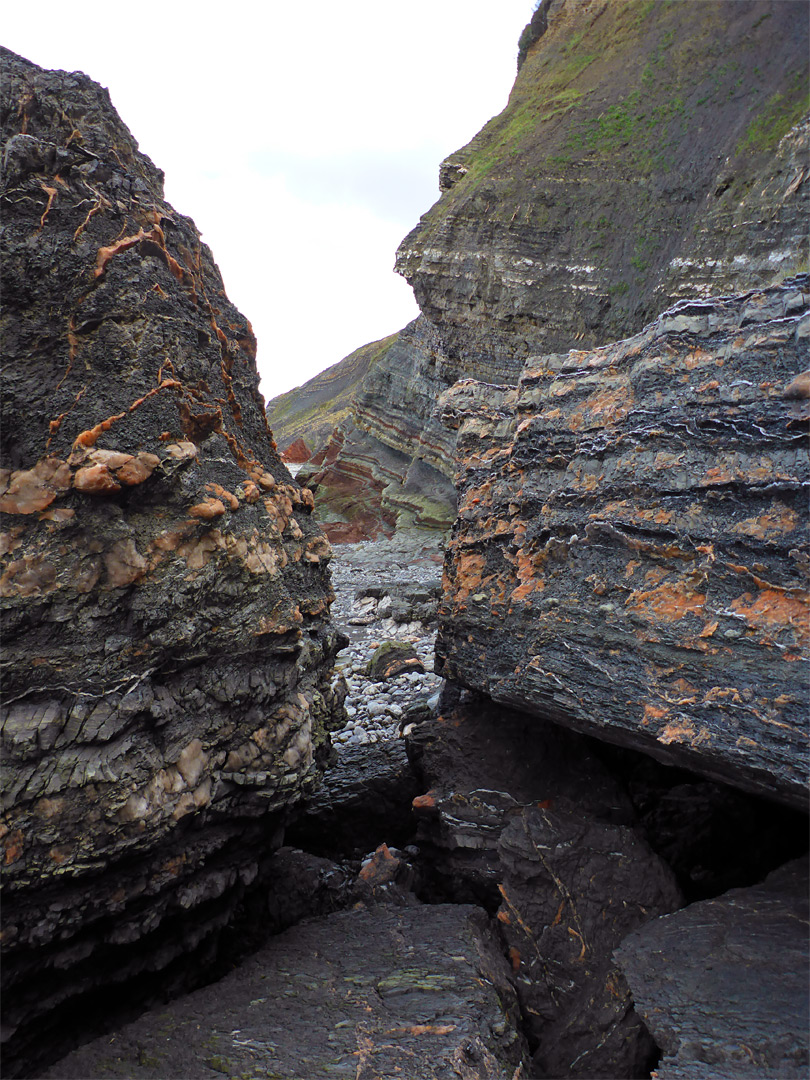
left=286, top=737, right=420, bottom=857
left=407, top=695, right=683, bottom=1077
left=615, top=856, right=810, bottom=1079
left=45, top=904, right=529, bottom=1079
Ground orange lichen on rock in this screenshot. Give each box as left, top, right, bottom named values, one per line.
left=452, top=550, right=487, bottom=604
left=731, top=503, right=800, bottom=540
left=625, top=580, right=706, bottom=623
left=729, top=588, right=809, bottom=647
left=0, top=458, right=71, bottom=514
left=188, top=498, right=227, bottom=521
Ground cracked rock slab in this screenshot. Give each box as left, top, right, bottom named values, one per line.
left=614, top=856, right=810, bottom=1079
left=45, top=904, right=529, bottom=1079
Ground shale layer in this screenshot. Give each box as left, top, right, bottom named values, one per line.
left=435, top=281, right=809, bottom=808
left=0, top=47, right=343, bottom=1074
left=269, top=0, right=809, bottom=539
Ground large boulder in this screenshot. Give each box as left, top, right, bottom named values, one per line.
left=0, top=47, right=343, bottom=1074
left=615, top=856, right=809, bottom=1079
left=435, top=280, right=809, bottom=809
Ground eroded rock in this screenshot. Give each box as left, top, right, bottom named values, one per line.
left=615, top=856, right=810, bottom=1079
left=406, top=694, right=682, bottom=1076
left=0, top=47, right=342, bottom=1075
left=436, top=281, right=810, bottom=809
left=45, top=904, right=530, bottom=1079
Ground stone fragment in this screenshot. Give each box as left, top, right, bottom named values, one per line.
left=0, top=458, right=71, bottom=514
left=72, top=463, right=121, bottom=494
left=188, top=496, right=226, bottom=520
left=366, top=639, right=426, bottom=680
left=165, top=441, right=197, bottom=460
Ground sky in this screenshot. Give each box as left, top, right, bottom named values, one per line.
left=3, top=1, right=536, bottom=401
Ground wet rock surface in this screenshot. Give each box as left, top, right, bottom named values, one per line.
left=44, top=904, right=529, bottom=1080
left=615, top=856, right=810, bottom=1079
left=406, top=693, right=683, bottom=1077
left=436, top=281, right=810, bottom=809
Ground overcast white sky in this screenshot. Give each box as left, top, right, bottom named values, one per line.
left=4, top=1, right=535, bottom=401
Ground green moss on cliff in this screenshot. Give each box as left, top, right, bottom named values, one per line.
left=738, top=72, right=809, bottom=154
left=403, top=0, right=808, bottom=341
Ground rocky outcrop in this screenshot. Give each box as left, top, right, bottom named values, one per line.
left=435, top=280, right=809, bottom=809
left=269, top=0, right=809, bottom=540
left=268, top=333, right=398, bottom=459
left=398, top=0, right=809, bottom=371
left=0, top=48, right=344, bottom=1074
left=45, top=904, right=529, bottom=1079
left=406, top=694, right=684, bottom=1077
left=615, top=856, right=809, bottom=1079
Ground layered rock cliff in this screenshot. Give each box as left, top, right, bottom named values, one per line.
left=0, top=47, right=343, bottom=1074
left=435, top=280, right=809, bottom=809
left=269, top=0, right=809, bottom=540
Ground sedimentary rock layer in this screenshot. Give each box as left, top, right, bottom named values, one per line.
left=398, top=0, right=809, bottom=374
left=271, top=0, right=809, bottom=538
left=0, top=47, right=343, bottom=1072
left=435, top=280, right=809, bottom=809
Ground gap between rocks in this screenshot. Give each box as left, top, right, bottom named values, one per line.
left=39, top=531, right=808, bottom=1080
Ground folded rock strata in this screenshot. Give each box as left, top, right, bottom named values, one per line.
left=435, top=280, right=809, bottom=808
left=269, top=0, right=809, bottom=539
left=0, top=47, right=343, bottom=1073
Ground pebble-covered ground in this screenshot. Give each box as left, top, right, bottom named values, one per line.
left=328, top=532, right=446, bottom=748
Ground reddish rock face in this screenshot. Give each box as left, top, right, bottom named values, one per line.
left=280, top=437, right=312, bottom=464
left=0, top=47, right=343, bottom=1072
left=436, top=281, right=809, bottom=810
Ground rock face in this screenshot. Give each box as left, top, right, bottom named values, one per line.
left=436, top=280, right=809, bottom=809
left=407, top=694, right=684, bottom=1077
left=268, top=0, right=809, bottom=539
left=0, top=48, right=343, bottom=1073
left=615, top=856, right=809, bottom=1079
left=44, top=904, right=529, bottom=1080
